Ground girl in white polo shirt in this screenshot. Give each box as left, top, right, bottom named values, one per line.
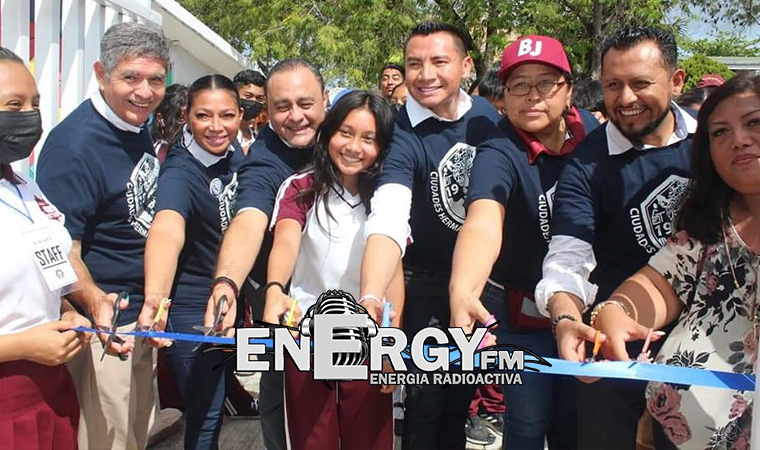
left=0, top=46, right=90, bottom=450
left=263, top=90, right=404, bottom=450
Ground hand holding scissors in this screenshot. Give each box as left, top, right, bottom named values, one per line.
left=137, top=297, right=173, bottom=348
left=97, top=291, right=131, bottom=362
left=192, top=295, right=229, bottom=351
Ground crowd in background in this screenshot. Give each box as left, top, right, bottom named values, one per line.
left=0, top=17, right=758, bottom=450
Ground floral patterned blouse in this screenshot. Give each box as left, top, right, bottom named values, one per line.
left=646, top=224, right=758, bottom=450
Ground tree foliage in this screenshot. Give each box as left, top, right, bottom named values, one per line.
left=425, top=0, right=521, bottom=79
left=679, top=31, right=760, bottom=57
left=178, top=0, right=689, bottom=87
left=519, top=0, right=683, bottom=77
left=686, top=0, right=760, bottom=26
left=679, top=54, right=735, bottom=91
left=179, top=0, right=421, bottom=88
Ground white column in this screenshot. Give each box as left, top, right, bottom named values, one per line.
left=83, top=0, right=104, bottom=97
left=0, top=0, right=30, bottom=59
left=32, top=0, right=62, bottom=178
left=61, top=0, right=86, bottom=118
left=2, top=0, right=31, bottom=176
left=104, top=4, right=119, bottom=29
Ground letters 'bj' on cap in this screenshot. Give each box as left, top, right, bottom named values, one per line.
left=498, top=35, right=571, bottom=81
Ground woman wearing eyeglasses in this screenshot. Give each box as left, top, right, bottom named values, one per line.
left=449, top=36, right=599, bottom=450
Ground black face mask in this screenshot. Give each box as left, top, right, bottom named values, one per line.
left=392, top=103, right=403, bottom=116
left=0, top=110, right=43, bottom=164
left=240, top=99, right=264, bottom=121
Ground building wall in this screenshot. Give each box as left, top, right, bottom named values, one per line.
left=3, top=0, right=251, bottom=179
left=169, top=45, right=217, bottom=85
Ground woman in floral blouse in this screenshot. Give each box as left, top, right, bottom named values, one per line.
left=591, top=74, right=760, bottom=450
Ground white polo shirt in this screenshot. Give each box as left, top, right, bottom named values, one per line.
left=271, top=171, right=366, bottom=312
left=0, top=171, right=71, bottom=334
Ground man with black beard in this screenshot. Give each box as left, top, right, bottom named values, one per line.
left=534, top=27, right=695, bottom=449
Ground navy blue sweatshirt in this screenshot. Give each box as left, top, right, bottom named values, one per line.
left=37, top=99, right=158, bottom=325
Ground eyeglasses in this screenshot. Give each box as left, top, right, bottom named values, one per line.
left=505, top=80, right=566, bottom=97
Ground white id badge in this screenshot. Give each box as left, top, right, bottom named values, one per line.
left=23, top=226, right=78, bottom=294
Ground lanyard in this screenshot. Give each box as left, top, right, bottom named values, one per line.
left=0, top=183, right=34, bottom=223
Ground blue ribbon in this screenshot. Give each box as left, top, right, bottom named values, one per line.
left=532, top=357, right=755, bottom=391
left=73, top=326, right=236, bottom=345
left=74, top=327, right=755, bottom=391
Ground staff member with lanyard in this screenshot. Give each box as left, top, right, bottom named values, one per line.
left=0, top=46, right=90, bottom=450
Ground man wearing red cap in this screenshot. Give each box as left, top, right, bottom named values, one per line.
left=677, top=73, right=726, bottom=111
left=696, top=73, right=725, bottom=89
left=536, top=27, right=695, bottom=449
left=358, top=22, right=500, bottom=450
left=450, top=34, right=600, bottom=449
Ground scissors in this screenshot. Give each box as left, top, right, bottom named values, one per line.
left=148, top=298, right=172, bottom=333
left=477, top=315, right=497, bottom=350
left=584, top=329, right=603, bottom=364
left=192, top=295, right=227, bottom=351
left=381, top=302, right=393, bottom=328
left=285, top=299, right=298, bottom=328
left=138, top=298, right=173, bottom=346
left=99, top=291, right=129, bottom=362
left=636, top=328, right=665, bottom=363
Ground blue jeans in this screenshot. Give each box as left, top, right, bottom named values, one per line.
left=481, top=283, right=577, bottom=450
left=163, top=311, right=234, bottom=450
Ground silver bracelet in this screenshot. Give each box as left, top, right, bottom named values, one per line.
left=359, top=294, right=382, bottom=305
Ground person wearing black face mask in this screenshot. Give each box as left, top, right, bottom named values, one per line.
left=240, top=97, right=264, bottom=121
left=0, top=46, right=91, bottom=450
left=233, top=69, right=267, bottom=155
left=0, top=110, right=43, bottom=165
left=390, top=83, right=408, bottom=117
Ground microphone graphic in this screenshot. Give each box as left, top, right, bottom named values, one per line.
left=299, top=290, right=379, bottom=366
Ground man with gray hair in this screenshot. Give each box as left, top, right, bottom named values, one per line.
left=37, top=21, right=170, bottom=450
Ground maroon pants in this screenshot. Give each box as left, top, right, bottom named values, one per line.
left=0, top=360, right=79, bottom=450
left=469, top=383, right=506, bottom=416
left=284, top=359, right=393, bottom=450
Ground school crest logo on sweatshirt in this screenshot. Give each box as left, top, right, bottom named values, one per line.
left=216, top=173, right=238, bottom=233
left=537, top=182, right=557, bottom=242
left=430, top=143, right=476, bottom=231
left=629, top=174, right=689, bottom=254
left=125, top=153, right=159, bottom=237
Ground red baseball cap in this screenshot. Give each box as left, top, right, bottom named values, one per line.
left=696, top=74, right=725, bottom=88
left=498, top=35, right=571, bottom=81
